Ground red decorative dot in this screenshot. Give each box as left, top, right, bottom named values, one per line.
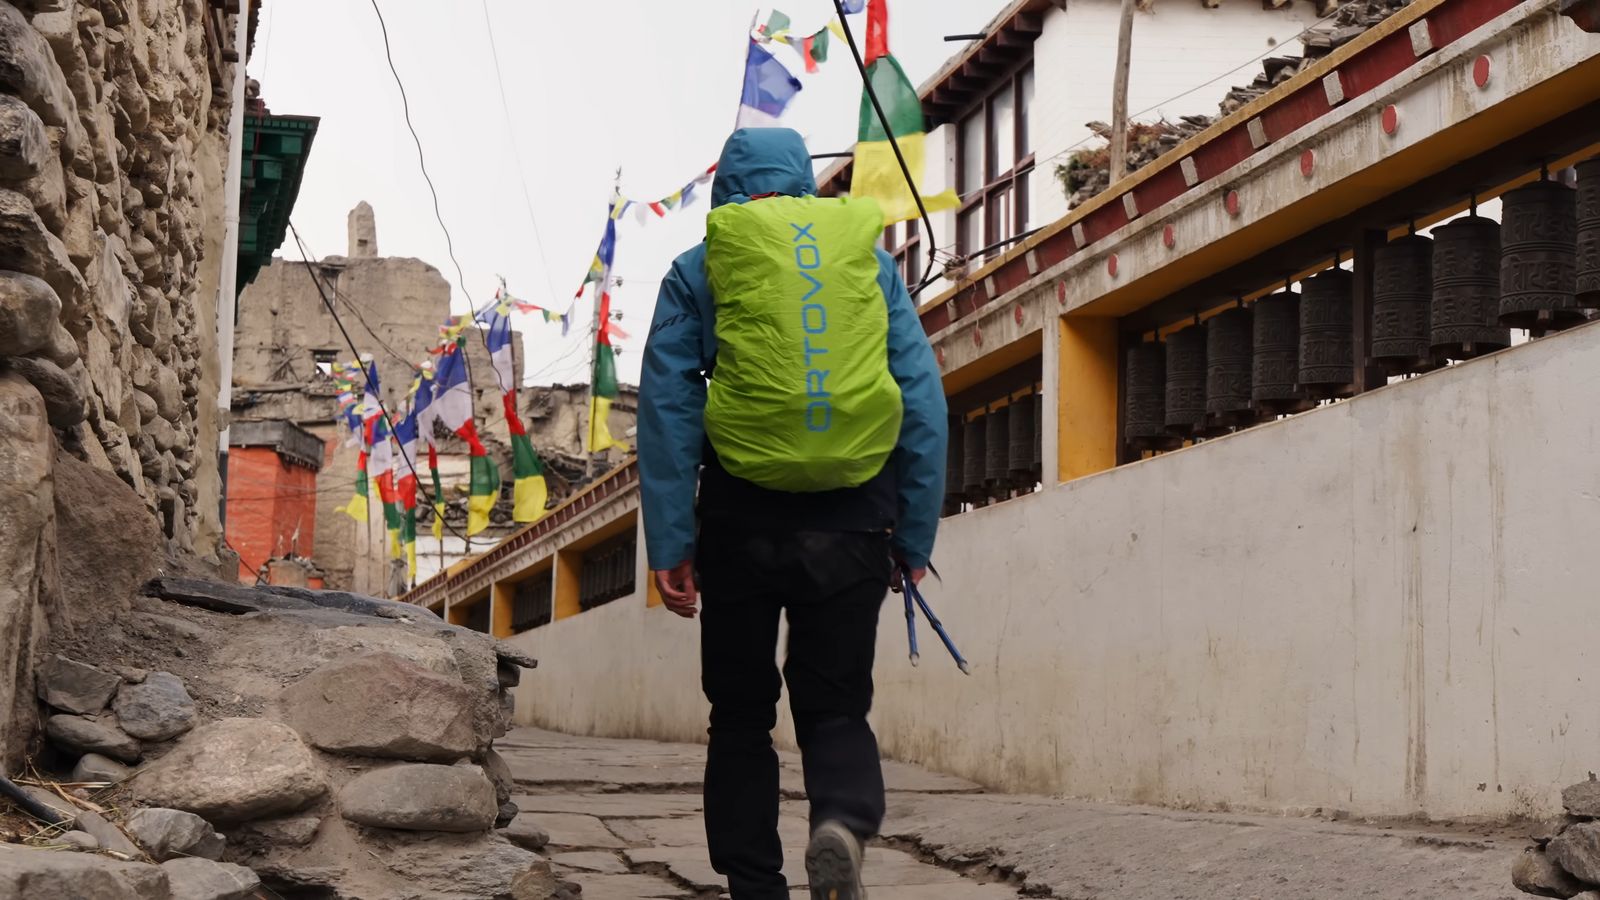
left=1013, top=305, right=1024, bottom=325
left=973, top=327, right=983, bottom=347
left=1225, top=190, right=1241, bottom=217
left=1381, top=105, right=1400, bottom=135
left=936, top=346, right=946, bottom=366
left=1300, top=149, right=1315, bottom=178
left=1056, top=281, right=1068, bottom=306
left=1473, top=55, right=1491, bottom=88
left=1162, top=224, right=1176, bottom=249
left=1107, top=254, right=1119, bottom=278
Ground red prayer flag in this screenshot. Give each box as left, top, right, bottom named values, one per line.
left=865, top=0, right=889, bottom=65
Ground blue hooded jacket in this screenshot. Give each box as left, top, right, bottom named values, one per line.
left=638, top=128, right=948, bottom=570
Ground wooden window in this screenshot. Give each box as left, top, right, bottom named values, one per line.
left=578, top=533, right=636, bottom=611
left=511, top=570, right=553, bottom=632
left=956, top=65, right=1036, bottom=260
left=883, top=221, right=924, bottom=288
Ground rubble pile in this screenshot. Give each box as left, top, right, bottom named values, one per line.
left=1513, top=777, right=1600, bottom=899
left=2, top=571, right=574, bottom=899
left=1055, top=0, right=1416, bottom=209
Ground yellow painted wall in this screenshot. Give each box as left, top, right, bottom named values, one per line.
left=1058, top=316, right=1119, bottom=482
left=491, top=582, right=515, bottom=639
left=553, top=550, right=581, bottom=621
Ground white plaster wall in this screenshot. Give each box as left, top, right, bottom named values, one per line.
left=1029, top=1, right=1323, bottom=226
left=510, top=323, right=1600, bottom=820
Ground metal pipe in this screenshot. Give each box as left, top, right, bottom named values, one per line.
left=215, top=1, right=250, bottom=528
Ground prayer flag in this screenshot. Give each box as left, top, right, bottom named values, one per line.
left=736, top=40, right=802, bottom=129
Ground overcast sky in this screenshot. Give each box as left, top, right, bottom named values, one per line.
left=248, top=0, right=1011, bottom=387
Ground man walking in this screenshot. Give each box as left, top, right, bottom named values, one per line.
left=638, top=127, right=947, bottom=900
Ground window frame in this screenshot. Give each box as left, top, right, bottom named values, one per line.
left=883, top=221, right=924, bottom=289
left=955, top=63, right=1036, bottom=260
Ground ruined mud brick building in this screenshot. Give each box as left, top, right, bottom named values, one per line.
left=230, top=203, right=637, bottom=592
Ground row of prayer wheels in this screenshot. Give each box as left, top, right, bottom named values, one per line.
left=945, top=392, right=1042, bottom=507
left=1126, top=161, right=1600, bottom=451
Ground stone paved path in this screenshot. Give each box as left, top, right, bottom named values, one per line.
left=497, top=728, right=1523, bottom=899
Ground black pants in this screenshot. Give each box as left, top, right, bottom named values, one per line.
left=697, top=525, right=892, bottom=900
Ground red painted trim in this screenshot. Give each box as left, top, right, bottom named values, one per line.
left=919, top=0, right=1522, bottom=338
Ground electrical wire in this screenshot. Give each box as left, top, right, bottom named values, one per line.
left=289, top=220, right=471, bottom=544
left=831, top=0, right=944, bottom=299
left=479, top=0, right=564, bottom=313
left=366, top=0, right=512, bottom=398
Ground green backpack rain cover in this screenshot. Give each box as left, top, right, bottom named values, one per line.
left=704, top=195, right=903, bottom=492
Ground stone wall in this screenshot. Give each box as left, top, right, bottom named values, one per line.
left=0, top=0, right=233, bottom=551
left=0, top=0, right=238, bottom=765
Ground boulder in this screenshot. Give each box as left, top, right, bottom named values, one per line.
left=339, top=763, right=498, bottom=833
left=379, top=833, right=551, bottom=900
left=132, top=718, right=326, bottom=824
left=1566, top=778, right=1600, bottom=818
left=282, top=652, right=479, bottom=762
left=497, top=800, right=519, bottom=830
left=228, top=814, right=321, bottom=850
left=0, top=845, right=167, bottom=898
left=43, top=322, right=78, bottom=368
left=1552, top=822, right=1600, bottom=887
left=71, top=751, right=133, bottom=783
left=55, top=830, right=100, bottom=851
left=0, top=374, right=52, bottom=772
left=1514, top=845, right=1588, bottom=898
left=7, top=355, right=85, bottom=428
left=503, top=813, right=551, bottom=851
left=0, top=269, right=58, bottom=358
left=160, top=858, right=261, bottom=900
left=0, top=93, right=48, bottom=181
left=113, top=671, right=196, bottom=741
left=75, top=809, right=142, bottom=858
left=46, top=713, right=141, bottom=763
left=125, top=807, right=225, bottom=862
left=0, top=189, right=84, bottom=316
left=482, top=749, right=515, bottom=805
left=35, top=653, right=120, bottom=714
left=0, top=2, right=75, bottom=130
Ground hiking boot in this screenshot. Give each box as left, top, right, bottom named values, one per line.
left=805, top=820, right=865, bottom=900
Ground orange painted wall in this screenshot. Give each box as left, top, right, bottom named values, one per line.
left=225, top=445, right=321, bottom=583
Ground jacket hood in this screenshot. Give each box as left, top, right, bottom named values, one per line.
left=711, top=128, right=817, bottom=208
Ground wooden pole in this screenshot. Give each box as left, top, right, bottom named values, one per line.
left=1109, top=0, right=1137, bottom=183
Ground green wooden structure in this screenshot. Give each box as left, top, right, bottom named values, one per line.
left=239, top=113, right=318, bottom=293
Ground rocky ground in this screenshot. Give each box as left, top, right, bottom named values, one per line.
left=498, top=728, right=1527, bottom=900
left=0, top=573, right=571, bottom=900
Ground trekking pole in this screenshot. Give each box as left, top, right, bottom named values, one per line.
left=898, top=563, right=970, bottom=675
left=903, top=588, right=919, bottom=667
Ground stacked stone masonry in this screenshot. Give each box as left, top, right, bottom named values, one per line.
left=0, top=0, right=231, bottom=553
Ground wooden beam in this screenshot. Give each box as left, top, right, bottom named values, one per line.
left=1109, top=0, right=1138, bottom=181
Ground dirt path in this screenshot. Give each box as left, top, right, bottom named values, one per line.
left=497, top=728, right=1522, bottom=899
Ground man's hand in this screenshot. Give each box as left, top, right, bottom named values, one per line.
left=654, top=561, right=699, bottom=619
left=890, top=562, right=926, bottom=594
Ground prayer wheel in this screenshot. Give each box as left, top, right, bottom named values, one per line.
left=1430, top=216, right=1508, bottom=360
left=1204, top=306, right=1255, bottom=433
left=984, top=404, right=1010, bottom=490
left=1124, top=341, right=1171, bottom=451
left=1577, top=159, right=1600, bottom=308
left=944, top=414, right=964, bottom=506
left=1251, top=289, right=1309, bottom=414
left=1298, top=268, right=1354, bottom=399
left=961, top=415, right=986, bottom=499
left=1500, top=180, right=1581, bottom=331
left=1371, top=234, right=1433, bottom=374
left=1030, top=388, right=1043, bottom=479
left=1163, top=324, right=1206, bottom=436
left=1009, top=393, right=1035, bottom=483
